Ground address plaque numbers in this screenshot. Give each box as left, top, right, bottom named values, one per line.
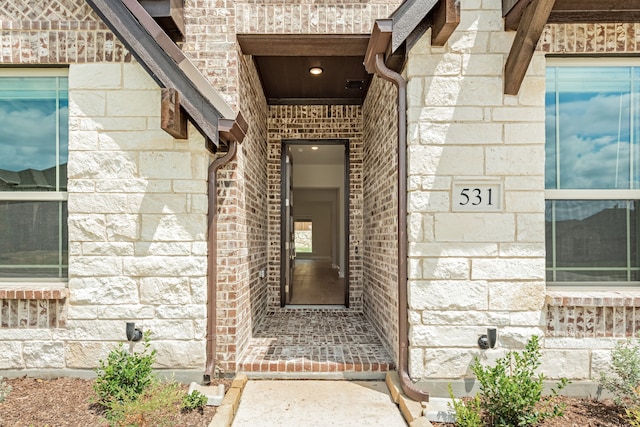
left=452, top=180, right=503, bottom=212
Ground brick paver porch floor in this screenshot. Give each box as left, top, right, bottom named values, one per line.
left=237, top=310, right=395, bottom=374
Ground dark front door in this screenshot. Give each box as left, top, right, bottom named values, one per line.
left=281, top=146, right=295, bottom=306
left=280, top=139, right=350, bottom=308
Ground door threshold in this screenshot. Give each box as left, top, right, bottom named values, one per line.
left=284, top=304, right=346, bottom=310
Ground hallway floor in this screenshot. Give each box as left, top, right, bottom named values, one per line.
left=237, top=310, right=395, bottom=376
left=289, top=259, right=344, bottom=305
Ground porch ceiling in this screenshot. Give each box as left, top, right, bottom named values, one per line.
left=237, top=34, right=372, bottom=105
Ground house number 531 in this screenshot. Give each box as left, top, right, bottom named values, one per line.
left=452, top=181, right=502, bottom=212
left=459, top=188, right=493, bottom=206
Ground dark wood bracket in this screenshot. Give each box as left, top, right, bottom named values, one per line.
left=161, top=88, right=188, bottom=139
left=431, top=0, right=461, bottom=46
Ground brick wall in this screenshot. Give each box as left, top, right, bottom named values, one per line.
left=362, top=76, right=399, bottom=362
left=235, top=1, right=401, bottom=34
left=183, top=0, right=403, bottom=109
left=214, top=49, right=269, bottom=373
left=0, top=1, right=129, bottom=64
left=267, top=105, right=364, bottom=311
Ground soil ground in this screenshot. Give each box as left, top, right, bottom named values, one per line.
left=0, top=376, right=231, bottom=427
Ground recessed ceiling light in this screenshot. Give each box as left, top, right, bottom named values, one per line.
left=309, top=67, right=323, bottom=75
left=311, top=146, right=319, bottom=150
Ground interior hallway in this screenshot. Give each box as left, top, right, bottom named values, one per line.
left=289, top=259, right=344, bottom=305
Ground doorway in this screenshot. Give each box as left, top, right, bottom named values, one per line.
left=280, top=139, right=349, bottom=307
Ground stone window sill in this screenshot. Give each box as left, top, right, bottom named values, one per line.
left=546, top=290, right=640, bottom=307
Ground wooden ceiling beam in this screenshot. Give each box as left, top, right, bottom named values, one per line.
left=431, top=0, right=461, bottom=46
left=505, top=0, right=640, bottom=30
left=504, top=0, right=556, bottom=95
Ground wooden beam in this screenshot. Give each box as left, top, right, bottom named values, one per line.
left=161, top=88, right=187, bottom=139
left=86, top=0, right=236, bottom=150
left=504, top=0, right=534, bottom=31
left=237, top=34, right=370, bottom=56
left=431, top=0, right=461, bottom=46
left=549, top=0, right=640, bottom=23
left=504, top=0, right=556, bottom=95
left=506, top=0, right=640, bottom=30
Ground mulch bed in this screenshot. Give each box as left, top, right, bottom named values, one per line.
left=432, top=396, right=629, bottom=427
left=0, top=376, right=632, bottom=426
left=0, top=376, right=231, bottom=427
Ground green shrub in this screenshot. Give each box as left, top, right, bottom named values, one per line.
left=449, top=336, right=568, bottom=427
left=0, top=376, right=11, bottom=403
left=600, top=338, right=640, bottom=408
left=93, top=330, right=157, bottom=407
left=181, top=389, right=208, bottom=412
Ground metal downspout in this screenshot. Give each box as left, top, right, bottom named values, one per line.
left=204, top=140, right=238, bottom=383
left=373, top=53, right=429, bottom=403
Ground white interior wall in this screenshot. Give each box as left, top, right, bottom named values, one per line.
left=293, top=165, right=345, bottom=276
left=294, top=199, right=333, bottom=259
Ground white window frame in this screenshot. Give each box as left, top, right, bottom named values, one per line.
left=545, top=58, right=640, bottom=289
left=0, top=68, right=69, bottom=287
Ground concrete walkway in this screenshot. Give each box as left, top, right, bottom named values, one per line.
left=231, top=380, right=408, bottom=427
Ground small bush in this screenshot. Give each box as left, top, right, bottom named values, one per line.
left=628, top=401, right=640, bottom=427
left=448, top=384, right=483, bottom=427
left=93, top=330, right=156, bottom=407
left=181, top=389, right=208, bottom=412
left=600, top=338, right=640, bottom=408
left=107, top=381, right=183, bottom=427
left=449, top=336, right=568, bottom=427
left=0, top=376, right=11, bottom=403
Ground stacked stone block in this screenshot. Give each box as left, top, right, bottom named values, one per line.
left=405, top=0, right=548, bottom=380
left=65, top=63, right=210, bottom=370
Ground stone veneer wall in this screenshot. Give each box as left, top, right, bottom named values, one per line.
left=267, top=105, right=364, bottom=311
left=0, top=61, right=211, bottom=372
left=362, top=76, right=400, bottom=362
left=0, top=1, right=214, bottom=374
left=406, top=1, right=640, bottom=387
left=405, top=0, right=548, bottom=383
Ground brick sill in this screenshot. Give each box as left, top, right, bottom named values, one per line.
left=546, top=290, right=640, bottom=307
left=0, top=284, right=67, bottom=300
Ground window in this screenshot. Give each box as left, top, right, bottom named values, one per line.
left=545, top=61, right=640, bottom=284
left=294, top=220, right=313, bottom=253
left=0, top=70, right=68, bottom=280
